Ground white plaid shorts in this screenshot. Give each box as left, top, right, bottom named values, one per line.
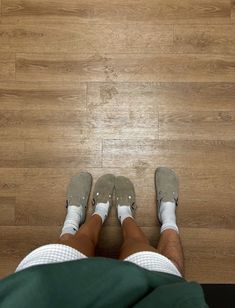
left=15, top=244, right=182, bottom=277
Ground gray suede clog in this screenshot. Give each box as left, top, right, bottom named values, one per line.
left=66, top=172, right=92, bottom=224
left=155, top=167, right=179, bottom=222
left=92, top=174, right=115, bottom=213
left=115, top=176, right=136, bottom=216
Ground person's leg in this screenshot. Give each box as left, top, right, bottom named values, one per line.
left=155, top=167, right=184, bottom=276
left=119, top=217, right=158, bottom=259
left=156, top=229, right=184, bottom=276
left=115, top=176, right=158, bottom=258
left=59, top=214, right=102, bottom=257
left=59, top=174, right=115, bottom=257
left=118, top=217, right=184, bottom=277
left=118, top=168, right=185, bottom=277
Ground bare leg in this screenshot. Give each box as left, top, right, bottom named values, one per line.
left=157, top=229, right=185, bottom=277
left=119, top=218, right=185, bottom=277
left=119, top=218, right=158, bottom=259
left=59, top=214, right=102, bottom=257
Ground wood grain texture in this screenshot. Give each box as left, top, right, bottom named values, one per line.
left=15, top=169, right=68, bottom=226
left=0, top=197, right=15, bottom=225
left=0, top=110, right=24, bottom=141
left=16, top=53, right=235, bottom=82
left=232, top=0, right=235, bottom=23
left=0, top=142, right=24, bottom=168
left=23, top=139, right=102, bottom=168
left=0, top=53, right=15, bottom=80
left=0, top=109, right=90, bottom=141
left=87, top=83, right=158, bottom=139
left=0, top=168, right=23, bottom=198
left=159, top=111, right=235, bottom=140
left=181, top=228, right=235, bottom=283
left=0, top=226, right=60, bottom=278
left=87, top=82, right=235, bottom=111
left=2, top=0, right=231, bottom=24
left=152, top=82, right=235, bottom=111
left=0, top=139, right=101, bottom=168
left=3, top=81, right=231, bottom=112
left=0, top=81, right=86, bottom=110
left=0, top=168, right=22, bottom=226
left=174, top=25, right=235, bottom=54
left=0, top=24, right=173, bottom=53
left=103, top=139, right=235, bottom=169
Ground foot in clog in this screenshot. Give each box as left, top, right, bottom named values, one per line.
left=92, top=174, right=115, bottom=223
left=61, top=172, right=92, bottom=237
left=115, top=176, right=136, bottom=224
left=155, top=167, right=179, bottom=234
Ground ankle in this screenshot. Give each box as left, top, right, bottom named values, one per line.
left=92, top=202, right=110, bottom=223
left=60, top=205, right=82, bottom=237
left=159, top=201, right=179, bottom=234
left=118, top=205, right=133, bottom=224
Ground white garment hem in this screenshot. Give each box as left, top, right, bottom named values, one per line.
left=16, top=245, right=182, bottom=277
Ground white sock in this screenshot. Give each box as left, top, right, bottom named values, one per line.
left=60, top=205, right=82, bottom=237
left=118, top=205, right=133, bottom=224
left=92, top=202, right=110, bottom=223
left=159, top=201, right=179, bottom=234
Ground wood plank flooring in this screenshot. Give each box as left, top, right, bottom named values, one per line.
left=15, top=53, right=235, bottom=82
left=0, top=0, right=235, bottom=283
left=1, top=0, right=231, bottom=24
left=0, top=53, right=15, bottom=80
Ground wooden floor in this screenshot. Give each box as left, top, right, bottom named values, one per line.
left=0, top=0, right=235, bottom=283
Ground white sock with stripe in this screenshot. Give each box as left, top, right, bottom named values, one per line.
left=60, top=205, right=82, bottom=237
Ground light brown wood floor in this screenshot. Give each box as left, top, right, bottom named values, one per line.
left=0, top=0, right=235, bottom=283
